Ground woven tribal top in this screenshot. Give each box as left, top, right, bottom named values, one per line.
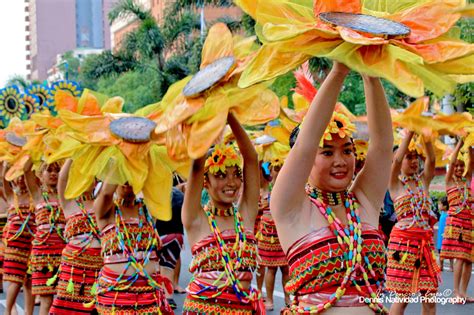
left=285, top=223, right=386, bottom=300
left=64, top=210, right=100, bottom=241
left=34, top=200, right=66, bottom=244
left=190, top=229, right=258, bottom=273
left=446, top=183, right=473, bottom=216
left=393, top=193, right=434, bottom=230
left=7, top=203, right=35, bottom=221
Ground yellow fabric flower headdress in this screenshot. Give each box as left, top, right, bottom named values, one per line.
left=204, top=144, right=242, bottom=175
left=321, top=111, right=357, bottom=146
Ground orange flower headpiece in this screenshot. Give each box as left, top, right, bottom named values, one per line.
left=320, top=111, right=357, bottom=147
left=204, top=144, right=242, bottom=175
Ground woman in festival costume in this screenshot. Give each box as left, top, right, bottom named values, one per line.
left=386, top=131, right=439, bottom=315
left=271, top=62, right=392, bottom=314
left=440, top=140, right=474, bottom=301
left=92, top=181, right=173, bottom=314
left=182, top=112, right=263, bottom=314
left=257, top=158, right=290, bottom=311
left=49, top=159, right=102, bottom=314
left=23, top=160, right=66, bottom=315
left=0, top=163, right=35, bottom=315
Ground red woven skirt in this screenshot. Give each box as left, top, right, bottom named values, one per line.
left=256, top=213, right=287, bottom=267
left=96, top=266, right=174, bottom=314
left=0, top=218, right=7, bottom=275
left=386, top=227, right=440, bottom=294
left=49, top=245, right=103, bottom=314
left=440, top=208, right=473, bottom=262
left=3, top=219, right=35, bottom=284
left=31, top=231, right=67, bottom=295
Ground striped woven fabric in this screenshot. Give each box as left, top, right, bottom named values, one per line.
left=256, top=210, right=287, bottom=267
left=440, top=185, right=473, bottom=262
left=0, top=216, right=7, bottom=275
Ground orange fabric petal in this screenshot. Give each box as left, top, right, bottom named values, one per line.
left=388, top=0, right=463, bottom=43
left=187, top=111, right=228, bottom=159
left=78, top=93, right=102, bottom=116
left=55, top=90, right=78, bottom=112
left=200, top=23, right=234, bottom=69
left=314, top=0, right=361, bottom=15
left=395, top=39, right=474, bottom=63
left=338, top=27, right=388, bottom=45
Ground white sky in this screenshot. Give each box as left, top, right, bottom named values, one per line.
left=0, top=1, right=27, bottom=86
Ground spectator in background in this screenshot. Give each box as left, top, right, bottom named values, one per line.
left=437, top=196, right=453, bottom=271
left=156, top=185, right=185, bottom=310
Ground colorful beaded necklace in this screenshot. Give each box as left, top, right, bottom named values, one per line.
left=8, top=193, right=35, bottom=241
left=305, top=186, right=387, bottom=313
left=305, top=183, right=346, bottom=206
left=70, top=194, right=101, bottom=251
left=206, top=202, right=235, bottom=217
left=452, top=177, right=469, bottom=214
left=398, top=174, right=430, bottom=230
left=98, top=200, right=162, bottom=295
left=190, top=203, right=260, bottom=304
left=37, top=190, right=66, bottom=244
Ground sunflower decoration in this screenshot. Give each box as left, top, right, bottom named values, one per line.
left=354, top=139, right=369, bottom=161
left=57, top=92, right=189, bottom=220
left=204, top=143, right=242, bottom=175
left=0, top=118, right=37, bottom=180
left=26, top=84, right=50, bottom=110
left=235, top=0, right=474, bottom=97
left=47, top=80, right=83, bottom=115
left=392, top=97, right=472, bottom=138
left=22, top=92, right=41, bottom=119
left=152, top=23, right=280, bottom=160
left=0, top=86, right=27, bottom=126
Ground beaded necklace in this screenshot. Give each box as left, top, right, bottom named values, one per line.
left=99, top=200, right=162, bottom=295
left=70, top=196, right=101, bottom=251
left=8, top=193, right=35, bottom=241
left=398, top=174, right=430, bottom=230
left=305, top=184, right=346, bottom=206
left=190, top=203, right=260, bottom=304
left=452, top=177, right=469, bottom=214
left=306, top=187, right=387, bottom=313
left=37, top=190, right=66, bottom=244
left=207, top=202, right=235, bottom=217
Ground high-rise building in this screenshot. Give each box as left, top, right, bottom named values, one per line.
left=25, top=0, right=114, bottom=81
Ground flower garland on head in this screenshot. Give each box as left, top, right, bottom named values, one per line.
left=204, top=144, right=242, bottom=175
left=320, top=111, right=357, bottom=147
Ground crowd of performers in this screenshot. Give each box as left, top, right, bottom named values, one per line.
left=0, top=0, right=474, bottom=313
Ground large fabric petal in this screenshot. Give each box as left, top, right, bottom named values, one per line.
left=200, top=23, right=234, bottom=68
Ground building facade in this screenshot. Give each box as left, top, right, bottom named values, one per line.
left=25, top=0, right=114, bottom=81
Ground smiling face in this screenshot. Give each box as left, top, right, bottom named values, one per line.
left=309, top=134, right=355, bottom=192
left=453, top=159, right=465, bottom=178
left=401, top=150, right=420, bottom=176
left=205, top=166, right=242, bottom=206
left=12, top=175, right=27, bottom=192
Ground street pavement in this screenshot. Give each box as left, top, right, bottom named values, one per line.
left=1, top=230, right=473, bottom=314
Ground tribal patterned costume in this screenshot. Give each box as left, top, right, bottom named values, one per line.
left=31, top=192, right=67, bottom=295
left=94, top=201, right=173, bottom=315
left=0, top=214, right=7, bottom=276
left=256, top=192, right=287, bottom=267
left=282, top=188, right=387, bottom=314
left=386, top=176, right=441, bottom=294
left=50, top=198, right=103, bottom=314
left=440, top=179, right=474, bottom=262
left=183, top=204, right=264, bottom=314
left=2, top=196, right=35, bottom=284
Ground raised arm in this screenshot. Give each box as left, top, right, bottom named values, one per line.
left=227, top=113, right=259, bottom=222
left=445, top=140, right=463, bottom=184
left=58, top=159, right=72, bottom=209
left=1, top=162, right=13, bottom=202
left=23, top=159, right=41, bottom=201
left=352, top=76, right=393, bottom=211
left=93, top=182, right=116, bottom=224
left=271, top=62, right=350, bottom=219
left=421, top=136, right=436, bottom=187
left=182, top=156, right=206, bottom=231
left=389, top=130, right=414, bottom=191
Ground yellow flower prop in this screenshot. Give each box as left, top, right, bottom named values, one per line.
left=392, top=97, right=472, bottom=138
left=204, top=144, right=242, bottom=175
left=0, top=118, right=36, bottom=180
left=54, top=93, right=188, bottom=220
left=235, top=0, right=474, bottom=97
left=321, top=112, right=357, bottom=146
left=354, top=139, right=368, bottom=161
left=152, top=23, right=280, bottom=160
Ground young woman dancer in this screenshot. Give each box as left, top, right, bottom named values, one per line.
left=49, top=159, right=103, bottom=314
left=182, top=112, right=263, bottom=314
left=1, top=163, right=35, bottom=315
left=93, top=182, right=172, bottom=314
left=24, top=161, right=66, bottom=315
left=271, top=62, right=392, bottom=314
left=386, top=131, right=439, bottom=315
left=440, top=140, right=473, bottom=301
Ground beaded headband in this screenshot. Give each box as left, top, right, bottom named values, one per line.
left=204, top=144, right=242, bottom=175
